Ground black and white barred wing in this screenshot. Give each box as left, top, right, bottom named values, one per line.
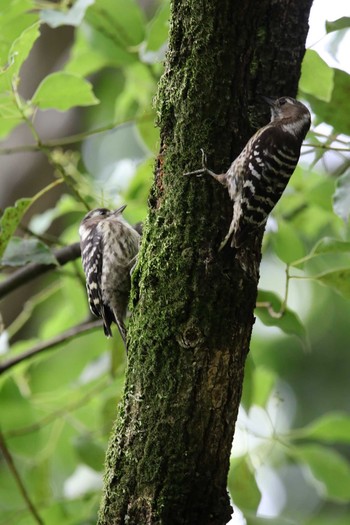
left=80, top=227, right=114, bottom=336
left=81, top=232, right=103, bottom=315
left=233, top=126, right=300, bottom=247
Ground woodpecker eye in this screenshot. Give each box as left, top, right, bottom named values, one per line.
left=279, top=98, right=287, bottom=106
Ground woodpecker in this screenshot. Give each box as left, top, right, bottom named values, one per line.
left=185, top=96, right=311, bottom=249
left=79, top=205, right=140, bottom=347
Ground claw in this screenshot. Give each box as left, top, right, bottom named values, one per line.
left=184, top=168, right=206, bottom=177
left=184, top=148, right=208, bottom=177
left=200, top=148, right=208, bottom=169
left=218, top=236, right=229, bottom=252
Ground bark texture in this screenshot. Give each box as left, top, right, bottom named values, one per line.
left=98, top=1, right=313, bottom=524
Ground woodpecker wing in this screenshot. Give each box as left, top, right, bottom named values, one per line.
left=81, top=230, right=103, bottom=315
left=232, top=125, right=301, bottom=247
left=80, top=227, right=114, bottom=336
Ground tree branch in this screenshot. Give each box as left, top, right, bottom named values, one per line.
left=0, top=242, right=81, bottom=300
left=0, top=431, right=44, bottom=525
left=0, top=319, right=102, bottom=375
left=304, top=143, right=350, bottom=152
left=0, top=114, right=153, bottom=155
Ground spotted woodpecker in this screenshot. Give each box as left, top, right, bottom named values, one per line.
left=79, top=205, right=140, bottom=347
left=185, top=96, right=311, bottom=249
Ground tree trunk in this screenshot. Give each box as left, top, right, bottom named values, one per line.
left=98, top=1, right=313, bottom=524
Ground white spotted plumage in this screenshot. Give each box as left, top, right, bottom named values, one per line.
left=79, top=205, right=140, bottom=348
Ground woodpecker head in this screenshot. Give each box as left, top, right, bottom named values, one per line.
left=81, top=205, right=127, bottom=224
left=263, top=96, right=311, bottom=138
left=79, top=205, right=127, bottom=237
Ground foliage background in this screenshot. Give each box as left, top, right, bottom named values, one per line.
left=0, top=1, right=350, bottom=524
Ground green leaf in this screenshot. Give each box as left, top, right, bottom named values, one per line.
left=8, top=22, right=41, bottom=77
left=145, top=2, right=170, bottom=52
left=292, top=237, right=350, bottom=270
left=0, top=377, right=35, bottom=432
left=256, top=290, right=307, bottom=345
left=295, top=445, right=350, bottom=502
left=0, top=198, right=31, bottom=259
left=28, top=194, right=79, bottom=235
left=272, top=221, right=305, bottom=264
left=74, top=435, right=106, bottom=472
left=29, top=209, right=60, bottom=235
left=39, top=497, right=100, bottom=524
left=40, top=0, right=94, bottom=28
left=298, top=413, right=350, bottom=443
left=64, top=28, right=110, bottom=77
left=312, top=237, right=350, bottom=255
left=1, top=237, right=58, bottom=267
left=228, top=458, right=261, bottom=511
left=305, top=178, right=335, bottom=212
left=0, top=0, right=37, bottom=68
left=292, top=206, right=339, bottom=243
left=333, top=170, right=350, bottom=223
left=86, top=0, right=146, bottom=48
left=83, top=27, right=137, bottom=68
left=326, top=17, right=350, bottom=33
left=31, top=72, right=99, bottom=110
left=299, top=50, right=334, bottom=102
left=136, top=114, right=159, bottom=153
left=140, top=1, right=170, bottom=63
left=315, top=268, right=350, bottom=299
left=83, top=0, right=146, bottom=67
left=302, top=69, right=350, bottom=135
left=0, top=101, right=23, bottom=138
left=251, top=366, right=276, bottom=408
left=115, top=62, right=156, bottom=119
left=0, top=23, right=41, bottom=137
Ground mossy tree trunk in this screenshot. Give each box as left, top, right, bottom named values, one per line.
left=98, top=1, right=313, bottom=524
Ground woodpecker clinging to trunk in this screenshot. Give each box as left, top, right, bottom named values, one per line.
left=185, top=96, right=311, bottom=250
left=79, top=205, right=140, bottom=348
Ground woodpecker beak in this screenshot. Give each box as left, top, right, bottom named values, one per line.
left=261, top=95, right=276, bottom=107
left=112, top=204, right=127, bottom=216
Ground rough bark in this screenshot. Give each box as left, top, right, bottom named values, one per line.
left=98, top=1, right=313, bottom=524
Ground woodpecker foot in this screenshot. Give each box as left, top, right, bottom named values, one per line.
left=184, top=148, right=217, bottom=178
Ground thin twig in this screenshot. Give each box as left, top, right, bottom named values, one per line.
left=0, top=242, right=81, bottom=300
left=0, top=431, right=44, bottom=525
left=311, top=130, right=350, bottom=144
left=303, top=143, right=350, bottom=153
left=280, top=264, right=290, bottom=315
left=0, top=319, right=102, bottom=375
left=256, top=265, right=291, bottom=319
left=255, top=301, right=283, bottom=318
left=0, top=114, right=153, bottom=156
